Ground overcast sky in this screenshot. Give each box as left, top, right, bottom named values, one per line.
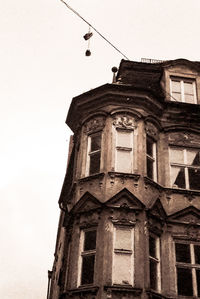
left=1, top=0, right=200, bottom=298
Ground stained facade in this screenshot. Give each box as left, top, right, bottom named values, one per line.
left=48, top=59, right=200, bottom=299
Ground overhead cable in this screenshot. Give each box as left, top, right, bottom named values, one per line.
left=59, top=0, right=129, bottom=60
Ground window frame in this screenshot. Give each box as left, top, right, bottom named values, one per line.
left=170, top=146, right=200, bottom=190
left=78, top=228, right=97, bottom=286
left=112, top=225, right=134, bottom=286
left=170, top=77, right=197, bottom=104
left=115, top=128, right=134, bottom=173
left=146, top=136, right=157, bottom=182
left=86, top=132, right=102, bottom=176
left=175, top=240, right=200, bottom=297
left=149, top=233, right=161, bottom=292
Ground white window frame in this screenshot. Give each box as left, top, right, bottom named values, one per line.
left=149, top=234, right=161, bottom=292
left=170, top=77, right=197, bottom=104
left=112, top=225, right=134, bottom=286
left=115, top=128, right=134, bottom=173
left=77, top=228, right=96, bottom=286
left=175, top=241, right=200, bottom=297
left=170, top=147, right=200, bottom=190
left=146, top=136, right=157, bottom=182
left=86, top=132, right=102, bottom=176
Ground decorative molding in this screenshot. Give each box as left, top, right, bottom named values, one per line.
left=112, top=115, right=137, bottom=130
left=145, top=121, right=159, bottom=140
left=83, top=116, right=106, bottom=134
left=168, top=132, right=200, bottom=147
left=104, top=285, right=142, bottom=296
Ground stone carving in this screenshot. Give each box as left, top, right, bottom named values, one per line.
left=84, top=116, right=106, bottom=134
left=113, top=115, right=136, bottom=130
left=169, top=132, right=200, bottom=147
left=145, top=121, right=159, bottom=140
left=186, top=221, right=200, bottom=239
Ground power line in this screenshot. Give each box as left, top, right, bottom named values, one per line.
left=59, top=0, right=129, bottom=60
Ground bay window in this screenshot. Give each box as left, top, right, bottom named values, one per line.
left=115, top=129, right=133, bottom=173
left=78, top=229, right=96, bottom=285
left=170, top=77, right=197, bottom=104
left=170, top=147, right=200, bottom=190
left=175, top=242, right=200, bottom=296
left=149, top=235, right=161, bottom=291
left=112, top=226, right=134, bottom=285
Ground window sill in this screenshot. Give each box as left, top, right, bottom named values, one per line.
left=164, top=187, right=200, bottom=196
left=144, top=176, right=163, bottom=190
left=62, top=286, right=99, bottom=298
left=104, top=285, right=142, bottom=295
left=108, top=172, right=140, bottom=181
left=146, top=289, right=171, bottom=299
left=79, top=172, right=105, bottom=182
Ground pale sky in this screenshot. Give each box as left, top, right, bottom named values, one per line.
left=1, top=1, right=200, bottom=298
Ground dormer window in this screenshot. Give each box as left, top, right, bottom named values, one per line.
left=170, top=77, right=197, bottom=104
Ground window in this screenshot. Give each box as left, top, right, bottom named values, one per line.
left=87, top=133, right=101, bottom=176
left=79, top=229, right=96, bottom=285
left=112, top=226, right=134, bottom=285
left=170, top=77, right=197, bottom=104
left=175, top=242, right=200, bottom=296
left=146, top=137, right=157, bottom=181
left=115, top=129, right=133, bottom=173
left=170, top=147, right=200, bottom=190
left=149, top=235, right=161, bottom=291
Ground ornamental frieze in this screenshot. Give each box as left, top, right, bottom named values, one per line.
left=168, top=132, right=200, bottom=147
left=83, top=116, right=106, bottom=134
left=113, top=115, right=137, bottom=130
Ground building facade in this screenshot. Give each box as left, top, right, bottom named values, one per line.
left=48, top=59, right=200, bottom=299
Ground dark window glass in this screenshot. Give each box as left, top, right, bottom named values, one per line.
left=190, top=151, right=200, bottom=166
left=81, top=255, right=95, bottom=285
left=188, top=168, right=200, bottom=190
left=149, top=236, right=156, bottom=258
left=147, top=158, right=154, bottom=179
left=194, top=245, right=200, bottom=264
left=177, top=267, right=193, bottom=296
left=150, top=259, right=157, bottom=290
left=91, top=135, right=101, bottom=152
left=196, top=269, right=200, bottom=297
left=147, top=138, right=153, bottom=157
left=89, top=152, right=100, bottom=175
left=84, top=230, right=96, bottom=251
left=175, top=243, right=191, bottom=263
left=173, top=167, right=186, bottom=189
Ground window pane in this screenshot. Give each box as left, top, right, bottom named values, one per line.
left=84, top=230, right=96, bottom=251
left=171, top=166, right=186, bottom=188
left=147, top=138, right=153, bottom=157
left=115, top=228, right=132, bottom=250
left=188, top=168, right=200, bottom=190
left=170, top=148, right=184, bottom=164
left=116, top=150, right=132, bottom=173
left=81, top=255, right=95, bottom=285
left=175, top=243, right=191, bottom=263
left=113, top=253, right=132, bottom=285
left=89, top=152, right=100, bottom=175
left=185, top=94, right=195, bottom=104
left=187, top=150, right=200, bottom=166
left=196, top=269, right=200, bottom=297
left=177, top=268, right=193, bottom=296
left=147, top=158, right=154, bottom=179
left=172, top=92, right=181, bottom=102
left=184, top=81, right=194, bottom=95
left=172, top=80, right=181, bottom=92
left=117, top=130, right=132, bottom=148
left=150, top=259, right=158, bottom=290
left=149, top=236, right=156, bottom=258
left=194, top=245, right=200, bottom=264
left=90, top=135, right=101, bottom=152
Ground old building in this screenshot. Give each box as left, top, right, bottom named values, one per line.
left=48, top=59, right=200, bottom=299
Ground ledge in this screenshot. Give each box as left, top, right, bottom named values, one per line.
left=146, top=289, right=174, bottom=299
left=61, top=286, right=99, bottom=298
left=164, top=187, right=200, bottom=196
left=144, top=176, right=163, bottom=190
left=104, top=285, right=142, bottom=295
left=108, top=172, right=140, bottom=181
left=78, top=173, right=105, bottom=183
